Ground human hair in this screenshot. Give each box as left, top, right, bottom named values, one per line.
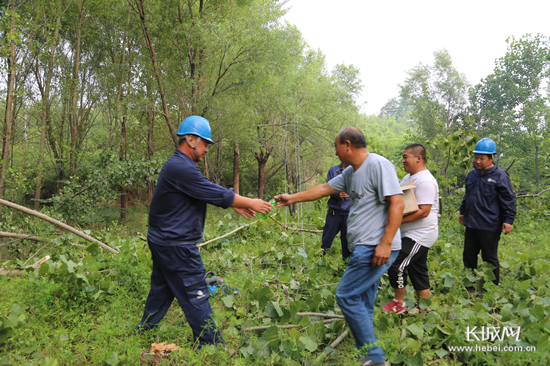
left=405, top=144, right=427, bottom=164
left=338, top=126, right=367, bottom=149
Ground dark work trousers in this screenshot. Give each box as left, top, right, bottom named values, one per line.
left=463, top=227, right=502, bottom=285
left=321, top=209, right=350, bottom=260
left=136, top=241, right=224, bottom=347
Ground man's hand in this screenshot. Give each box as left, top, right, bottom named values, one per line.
left=275, top=194, right=293, bottom=207
left=459, top=215, right=464, bottom=225
left=339, top=192, right=349, bottom=199
left=502, top=223, right=512, bottom=235
left=372, top=242, right=391, bottom=267
left=232, top=207, right=255, bottom=219
left=248, top=199, right=273, bottom=216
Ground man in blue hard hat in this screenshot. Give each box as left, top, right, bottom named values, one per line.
left=135, top=115, right=273, bottom=349
left=321, top=163, right=350, bottom=260
left=459, top=138, right=516, bottom=296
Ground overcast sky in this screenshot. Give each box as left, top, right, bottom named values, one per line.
left=283, top=0, right=550, bottom=115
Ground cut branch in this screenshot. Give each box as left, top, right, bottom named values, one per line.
left=316, top=330, right=349, bottom=362
left=0, top=199, right=118, bottom=254
left=0, top=232, right=40, bottom=241
left=243, top=318, right=339, bottom=332
left=269, top=216, right=323, bottom=233
left=516, top=188, right=550, bottom=198
left=197, top=221, right=257, bottom=248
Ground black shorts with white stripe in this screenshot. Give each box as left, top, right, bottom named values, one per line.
left=388, top=237, right=430, bottom=291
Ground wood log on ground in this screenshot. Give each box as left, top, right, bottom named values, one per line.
left=316, top=330, right=349, bottom=362
left=0, top=255, right=50, bottom=276
left=0, top=198, right=118, bottom=254
left=0, top=232, right=40, bottom=241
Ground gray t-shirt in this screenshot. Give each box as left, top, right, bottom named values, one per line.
left=328, top=153, right=403, bottom=252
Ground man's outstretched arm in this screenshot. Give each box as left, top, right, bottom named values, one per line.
left=275, top=183, right=340, bottom=207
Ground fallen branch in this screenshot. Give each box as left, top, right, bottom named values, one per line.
left=269, top=216, right=323, bottom=233
left=0, top=198, right=118, bottom=254
left=258, top=312, right=344, bottom=320
left=0, top=255, right=50, bottom=276
left=197, top=221, right=257, bottom=248
left=316, top=330, right=349, bottom=362
left=317, top=282, right=339, bottom=287
left=0, top=231, right=40, bottom=241
left=516, top=188, right=550, bottom=198
left=243, top=318, right=339, bottom=332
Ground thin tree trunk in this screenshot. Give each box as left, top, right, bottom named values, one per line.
left=0, top=2, right=17, bottom=220
left=34, top=12, right=62, bottom=211
left=134, top=0, right=178, bottom=146
left=120, top=116, right=128, bottom=220
left=257, top=158, right=267, bottom=200
left=146, top=81, right=155, bottom=202
left=233, top=141, right=240, bottom=194
left=69, top=0, right=83, bottom=175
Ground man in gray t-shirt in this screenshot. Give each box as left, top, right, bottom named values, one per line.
left=276, top=127, right=404, bottom=366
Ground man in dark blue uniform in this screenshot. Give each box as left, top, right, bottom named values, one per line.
left=459, top=138, right=516, bottom=295
left=135, top=116, right=272, bottom=348
left=321, top=163, right=350, bottom=260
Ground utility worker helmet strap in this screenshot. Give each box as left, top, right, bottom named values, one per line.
left=176, top=115, right=215, bottom=144
left=473, top=138, right=497, bottom=154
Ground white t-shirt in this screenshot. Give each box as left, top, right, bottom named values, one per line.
left=400, top=169, right=439, bottom=248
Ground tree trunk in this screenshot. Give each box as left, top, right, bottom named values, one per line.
left=254, top=150, right=270, bottom=200
left=146, top=81, right=155, bottom=202
left=34, top=12, right=61, bottom=211
left=135, top=0, right=178, bottom=146
left=120, top=116, right=128, bottom=221
left=0, top=2, right=17, bottom=220
left=69, top=0, right=83, bottom=175
left=233, top=141, right=240, bottom=194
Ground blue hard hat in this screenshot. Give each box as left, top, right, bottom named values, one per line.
left=473, top=138, right=497, bottom=154
left=176, top=115, right=215, bottom=144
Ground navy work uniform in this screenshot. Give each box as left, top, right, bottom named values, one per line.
left=321, top=163, right=350, bottom=259
left=460, top=164, right=516, bottom=285
left=136, top=149, right=234, bottom=347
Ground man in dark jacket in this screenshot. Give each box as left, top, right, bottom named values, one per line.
left=459, top=138, right=516, bottom=293
left=321, top=163, right=350, bottom=260
left=136, top=115, right=272, bottom=348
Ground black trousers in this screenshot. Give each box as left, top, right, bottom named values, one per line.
left=321, top=209, right=350, bottom=259
left=136, top=241, right=223, bottom=346
left=463, top=227, right=502, bottom=285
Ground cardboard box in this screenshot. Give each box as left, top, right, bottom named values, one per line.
left=401, top=178, right=418, bottom=216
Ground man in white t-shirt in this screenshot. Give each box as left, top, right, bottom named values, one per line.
left=382, top=144, right=439, bottom=315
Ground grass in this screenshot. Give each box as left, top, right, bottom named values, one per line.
left=1, top=203, right=550, bottom=365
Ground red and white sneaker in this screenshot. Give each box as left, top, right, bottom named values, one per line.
left=381, top=299, right=407, bottom=314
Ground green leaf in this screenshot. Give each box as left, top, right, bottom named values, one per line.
left=434, top=348, right=448, bottom=358
left=418, top=297, right=432, bottom=309
left=299, top=336, right=318, bottom=352
left=271, top=301, right=283, bottom=317
left=407, top=352, right=423, bottom=366
left=262, top=326, right=280, bottom=351
left=222, top=295, right=234, bottom=308
left=406, top=323, right=424, bottom=338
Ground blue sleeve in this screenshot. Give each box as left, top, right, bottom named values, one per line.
left=460, top=171, right=473, bottom=215
left=326, top=167, right=340, bottom=200
left=169, top=163, right=235, bottom=208
left=497, top=173, right=516, bottom=225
